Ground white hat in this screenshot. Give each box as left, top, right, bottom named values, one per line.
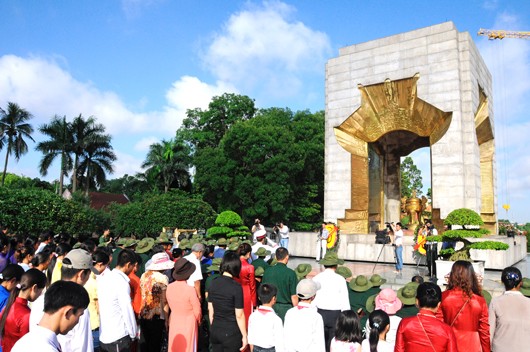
left=146, top=253, right=174, bottom=271
left=297, top=279, right=321, bottom=299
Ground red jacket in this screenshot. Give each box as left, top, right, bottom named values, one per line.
left=1, top=297, right=31, bottom=352
left=235, top=257, right=257, bottom=327
left=395, top=309, right=457, bottom=352
left=438, top=288, right=490, bottom=352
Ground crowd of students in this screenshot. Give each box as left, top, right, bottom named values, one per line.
left=0, top=227, right=529, bottom=352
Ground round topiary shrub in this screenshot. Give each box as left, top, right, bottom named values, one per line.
left=444, top=208, right=484, bottom=226
left=206, top=226, right=232, bottom=238
left=215, top=211, right=244, bottom=227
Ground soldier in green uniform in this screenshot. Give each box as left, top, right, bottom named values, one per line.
left=396, top=282, right=420, bottom=318
left=134, top=237, right=154, bottom=278
left=294, top=263, right=312, bottom=282
left=251, top=247, right=270, bottom=271
left=348, top=274, right=382, bottom=326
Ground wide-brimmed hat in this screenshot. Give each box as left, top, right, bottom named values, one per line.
left=297, top=279, right=321, bottom=299
left=521, top=278, right=530, bottom=297
left=228, top=242, right=239, bottom=251
left=136, top=237, right=155, bottom=254
left=366, top=293, right=378, bottom=312
left=217, top=238, right=228, bottom=246
left=336, top=266, right=352, bottom=279
left=397, top=283, right=418, bottom=306
left=255, top=247, right=271, bottom=257
left=369, top=274, right=387, bottom=287
left=179, top=239, right=191, bottom=249
left=206, top=258, right=222, bottom=272
left=172, top=258, right=196, bottom=281
left=157, top=234, right=173, bottom=245
left=319, top=252, right=344, bottom=266
left=255, top=229, right=267, bottom=240
left=375, top=288, right=403, bottom=315
left=123, top=239, right=138, bottom=248
left=254, top=266, right=265, bottom=277
left=295, top=264, right=312, bottom=279
left=146, top=252, right=174, bottom=271
left=349, top=275, right=373, bottom=292
left=63, top=249, right=99, bottom=275
left=229, top=237, right=239, bottom=243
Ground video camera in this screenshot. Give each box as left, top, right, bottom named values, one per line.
left=375, top=229, right=391, bottom=244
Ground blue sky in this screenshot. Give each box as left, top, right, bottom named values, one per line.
left=1, top=0, right=529, bottom=223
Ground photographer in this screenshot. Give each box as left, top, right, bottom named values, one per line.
left=389, top=222, right=403, bottom=274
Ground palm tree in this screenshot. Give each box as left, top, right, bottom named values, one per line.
left=77, top=134, right=116, bottom=194
left=141, top=138, right=191, bottom=193
left=70, top=114, right=108, bottom=193
left=35, top=115, right=74, bottom=194
left=0, top=102, right=35, bottom=186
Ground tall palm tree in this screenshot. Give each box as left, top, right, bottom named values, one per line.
left=77, top=134, right=116, bottom=194
left=0, top=102, right=35, bottom=186
left=142, top=138, right=191, bottom=193
left=35, top=115, right=74, bottom=194
left=70, top=114, right=108, bottom=193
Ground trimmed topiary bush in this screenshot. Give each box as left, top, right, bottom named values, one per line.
left=215, top=211, right=244, bottom=227
left=444, top=208, right=484, bottom=226
left=207, top=210, right=251, bottom=239
left=207, top=226, right=232, bottom=237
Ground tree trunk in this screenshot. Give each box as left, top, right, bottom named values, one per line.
left=1, top=150, right=9, bottom=186
left=72, top=155, right=78, bottom=193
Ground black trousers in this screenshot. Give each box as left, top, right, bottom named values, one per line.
left=100, top=335, right=133, bottom=352
left=210, top=321, right=242, bottom=352
left=425, top=243, right=438, bottom=277
left=140, top=318, right=166, bottom=352
left=317, top=308, right=341, bottom=352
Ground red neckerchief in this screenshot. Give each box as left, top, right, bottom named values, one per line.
left=258, top=306, right=274, bottom=314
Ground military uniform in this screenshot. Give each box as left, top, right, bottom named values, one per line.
left=262, top=263, right=297, bottom=321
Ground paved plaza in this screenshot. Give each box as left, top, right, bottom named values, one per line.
left=288, top=254, right=530, bottom=298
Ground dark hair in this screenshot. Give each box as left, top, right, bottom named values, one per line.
left=93, top=250, right=110, bottom=266
left=172, top=248, right=183, bottom=259
left=501, top=266, right=522, bottom=291
left=416, top=282, right=442, bottom=308
left=258, top=283, right=277, bottom=304
left=220, top=251, right=241, bottom=278
left=44, top=281, right=89, bottom=314
left=411, top=275, right=424, bottom=284
left=61, top=258, right=90, bottom=281
left=447, top=260, right=481, bottom=298
left=80, top=239, right=96, bottom=253
left=24, top=237, right=35, bottom=249
left=39, top=231, right=54, bottom=243
left=151, top=244, right=165, bottom=255
left=96, top=246, right=113, bottom=258
left=135, top=253, right=143, bottom=266
left=47, top=243, right=72, bottom=286
left=117, top=249, right=138, bottom=267
left=368, top=310, right=390, bottom=352
left=0, top=264, right=24, bottom=284
left=15, top=246, right=34, bottom=263
left=334, top=310, right=362, bottom=343
left=237, top=243, right=252, bottom=257
left=275, top=247, right=289, bottom=261
left=0, top=269, right=46, bottom=337
left=31, top=252, right=51, bottom=269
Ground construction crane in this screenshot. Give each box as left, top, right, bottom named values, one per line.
left=478, top=28, right=530, bottom=40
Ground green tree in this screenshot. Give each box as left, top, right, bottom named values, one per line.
left=141, top=137, right=191, bottom=193
left=77, top=133, right=117, bottom=193
left=70, top=114, right=111, bottom=193
left=99, top=173, right=152, bottom=201
left=35, top=115, right=74, bottom=194
left=400, top=156, right=423, bottom=198
left=0, top=102, right=35, bottom=186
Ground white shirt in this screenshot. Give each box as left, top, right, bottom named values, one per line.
left=29, top=293, right=45, bottom=327
left=312, top=269, right=350, bottom=311
left=35, top=242, right=48, bottom=254
left=251, top=242, right=275, bottom=261
left=98, top=269, right=137, bottom=343
left=279, top=225, right=289, bottom=239
left=252, top=228, right=267, bottom=242
left=184, top=253, right=203, bottom=287
left=12, top=324, right=61, bottom=352
left=57, top=308, right=93, bottom=352
left=361, top=338, right=394, bottom=352
left=284, top=302, right=325, bottom=352
left=394, top=229, right=403, bottom=246
left=248, top=306, right=284, bottom=351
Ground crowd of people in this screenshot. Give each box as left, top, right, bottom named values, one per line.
left=0, top=224, right=528, bottom=352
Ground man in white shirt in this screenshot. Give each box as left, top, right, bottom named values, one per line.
left=14, top=281, right=89, bottom=352
left=29, top=249, right=97, bottom=352
left=316, top=223, right=329, bottom=261
left=185, top=243, right=205, bottom=301
left=98, top=249, right=138, bottom=352
left=391, top=222, right=404, bottom=274
left=278, top=222, right=290, bottom=249
left=312, top=252, right=350, bottom=352
left=251, top=233, right=276, bottom=262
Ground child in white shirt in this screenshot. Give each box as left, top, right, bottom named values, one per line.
left=248, top=283, right=284, bottom=352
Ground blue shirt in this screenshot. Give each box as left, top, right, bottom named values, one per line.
left=0, top=285, right=10, bottom=312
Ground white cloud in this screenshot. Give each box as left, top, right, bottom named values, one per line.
left=203, top=1, right=331, bottom=98
left=112, top=150, right=144, bottom=177
left=134, top=136, right=160, bottom=152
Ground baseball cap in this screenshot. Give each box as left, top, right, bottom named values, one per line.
left=296, top=279, right=321, bottom=299
left=62, top=249, right=99, bottom=275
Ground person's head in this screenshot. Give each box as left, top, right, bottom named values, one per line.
left=258, top=283, right=277, bottom=305
left=39, top=231, right=54, bottom=244
left=395, top=222, right=402, bottom=230
left=61, top=249, right=97, bottom=285
left=172, top=247, right=183, bottom=260
left=172, top=258, right=196, bottom=281
left=116, top=249, right=139, bottom=275
left=237, top=243, right=252, bottom=258
left=275, top=247, right=289, bottom=263
left=0, top=237, right=9, bottom=254
left=220, top=250, right=241, bottom=278
left=416, top=282, right=442, bottom=310
left=17, top=245, right=35, bottom=264
left=447, top=260, right=481, bottom=297
left=0, top=264, right=25, bottom=291
left=31, top=252, right=52, bottom=271
left=501, top=266, right=522, bottom=291
left=296, top=279, right=320, bottom=301
left=411, top=275, right=424, bottom=284
left=191, top=243, right=205, bottom=259
left=43, top=281, right=90, bottom=335
left=368, top=310, right=390, bottom=352
left=334, top=310, right=362, bottom=344
left=92, top=250, right=110, bottom=274
left=80, top=239, right=96, bottom=254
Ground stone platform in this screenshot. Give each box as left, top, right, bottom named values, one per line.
left=288, top=232, right=527, bottom=270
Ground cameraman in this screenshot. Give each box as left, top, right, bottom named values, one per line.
left=390, top=222, right=404, bottom=274
left=252, top=218, right=266, bottom=243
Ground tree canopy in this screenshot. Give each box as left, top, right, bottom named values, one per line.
left=400, top=156, right=423, bottom=198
